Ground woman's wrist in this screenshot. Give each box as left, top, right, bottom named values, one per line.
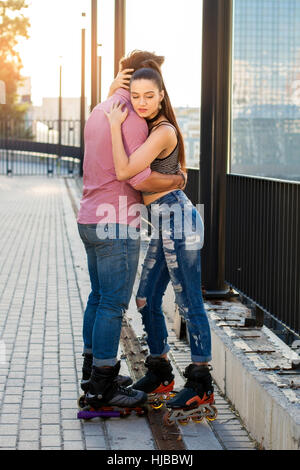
left=177, top=170, right=187, bottom=189
left=110, top=122, right=122, bottom=132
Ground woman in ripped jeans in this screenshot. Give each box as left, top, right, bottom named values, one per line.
left=104, top=64, right=215, bottom=412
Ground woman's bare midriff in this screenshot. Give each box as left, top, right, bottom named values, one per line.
left=143, top=189, right=175, bottom=206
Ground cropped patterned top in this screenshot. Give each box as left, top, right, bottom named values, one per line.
left=142, top=121, right=180, bottom=196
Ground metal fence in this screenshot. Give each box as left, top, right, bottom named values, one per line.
left=0, top=119, right=81, bottom=176
left=1, top=119, right=298, bottom=340
left=183, top=167, right=200, bottom=206
left=225, top=173, right=300, bottom=339
left=185, top=169, right=300, bottom=340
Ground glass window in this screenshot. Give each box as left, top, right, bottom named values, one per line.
left=231, top=0, right=300, bottom=181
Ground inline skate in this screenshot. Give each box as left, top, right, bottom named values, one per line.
left=77, top=360, right=147, bottom=420
left=133, top=356, right=176, bottom=410
left=163, top=364, right=217, bottom=426
left=77, top=353, right=133, bottom=410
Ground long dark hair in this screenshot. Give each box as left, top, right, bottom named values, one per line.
left=130, top=63, right=186, bottom=172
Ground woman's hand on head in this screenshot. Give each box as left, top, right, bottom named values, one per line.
left=108, top=68, right=134, bottom=97
left=103, top=101, right=129, bottom=127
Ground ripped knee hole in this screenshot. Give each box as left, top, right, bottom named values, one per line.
left=136, top=297, right=147, bottom=309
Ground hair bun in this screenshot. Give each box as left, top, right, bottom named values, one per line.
left=140, top=59, right=162, bottom=75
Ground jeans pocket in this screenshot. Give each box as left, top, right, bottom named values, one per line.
left=79, top=224, right=114, bottom=255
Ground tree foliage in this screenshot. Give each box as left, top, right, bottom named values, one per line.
left=0, top=0, right=30, bottom=119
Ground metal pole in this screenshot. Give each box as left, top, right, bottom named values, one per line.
left=58, top=62, right=62, bottom=158
left=114, top=0, right=126, bottom=77
left=91, top=0, right=98, bottom=111
left=80, top=19, right=86, bottom=177
left=97, top=55, right=102, bottom=104
left=5, top=120, right=9, bottom=175
left=200, top=0, right=233, bottom=298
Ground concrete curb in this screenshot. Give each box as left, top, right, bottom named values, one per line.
left=207, top=307, right=300, bottom=450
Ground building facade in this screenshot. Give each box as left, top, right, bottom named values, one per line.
left=231, top=0, right=300, bottom=181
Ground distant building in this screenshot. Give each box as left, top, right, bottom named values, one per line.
left=32, top=97, right=88, bottom=122
left=232, top=0, right=300, bottom=181
left=17, top=77, right=32, bottom=104
left=28, top=97, right=89, bottom=147
left=0, top=80, right=5, bottom=104
left=175, top=107, right=200, bottom=169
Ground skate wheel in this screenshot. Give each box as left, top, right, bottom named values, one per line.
left=163, top=411, right=173, bottom=427
left=191, top=415, right=204, bottom=423
left=136, top=407, right=147, bottom=417
left=178, top=417, right=190, bottom=425
left=120, top=410, right=131, bottom=418
left=77, top=395, right=86, bottom=410
left=205, top=405, right=218, bottom=421
left=151, top=402, right=163, bottom=410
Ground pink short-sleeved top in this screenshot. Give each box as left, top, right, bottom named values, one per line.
left=77, top=88, right=151, bottom=226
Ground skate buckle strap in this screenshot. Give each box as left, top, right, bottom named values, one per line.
left=152, top=380, right=174, bottom=394
left=186, top=392, right=214, bottom=407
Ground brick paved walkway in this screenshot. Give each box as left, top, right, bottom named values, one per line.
left=0, top=176, right=155, bottom=450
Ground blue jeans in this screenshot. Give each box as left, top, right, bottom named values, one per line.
left=78, top=223, right=140, bottom=367
left=136, top=190, right=212, bottom=363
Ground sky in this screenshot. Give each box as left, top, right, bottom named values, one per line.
left=17, top=0, right=203, bottom=107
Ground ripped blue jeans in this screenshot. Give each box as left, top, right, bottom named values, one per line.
left=136, top=190, right=212, bottom=363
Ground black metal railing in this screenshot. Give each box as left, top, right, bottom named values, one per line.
left=184, top=167, right=200, bottom=206
left=225, top=174, right=300, bottom=338
left=184, top=169, right=300, bottom=339
left=0, top=119, right=81, bottom=176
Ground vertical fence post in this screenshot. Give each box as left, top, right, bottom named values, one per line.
left=91, top=0, right=98, bottom=112
left=114, top=0, right=126, bottom=77
left=5, top=120, right=11, bottom=176
left=5, top=120, right=8, bottom=175
left=80, top=16, right=86, bottom=177
left=200, top=0, right=233, bottom=298
left=97, top=55, right=102, bottom=104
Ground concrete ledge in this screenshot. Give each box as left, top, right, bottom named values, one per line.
left=162, top=288, right=300, bottom=450
left=208, top=302, right=300, bottom=450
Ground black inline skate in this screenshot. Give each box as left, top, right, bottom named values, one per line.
left=78, top=353, right=133, bottom=410
left=133, top=356, right=176, bottom=409
left=163, top=364, right=217, bottom=426
left=77, top=361, right=147, bottom=420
